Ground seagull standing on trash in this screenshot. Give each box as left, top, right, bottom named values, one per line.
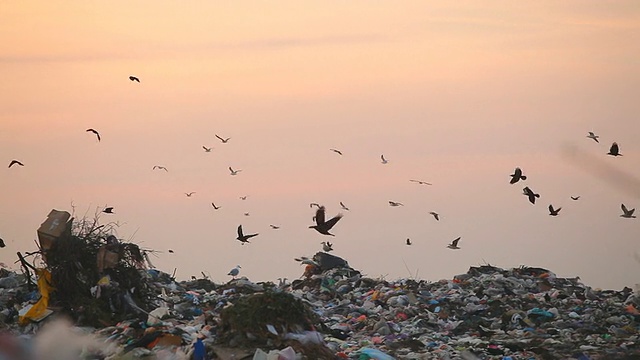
left=236, top=225, right=258, bottom=244
left=228, top=265, right=241, bottom=278
left=321, top=241, right=333, bottom=252
left=8, top=160, right=24, bottom=168
left=523, top=187, right=540, bottom=204
left=548, top=204, right=561, bottom=216
left=447, top=237, right=461, bottom=250
left=86, top=128, right=101, bottom=142
left=607, top=142, right=622, bottom=156
left=309, top=206, right=343, bottom=236
left=510, top=167, right=527, bottom=184
left=587, top=132, right=600, bottom=143
left=620, top=204, right=636, bottom=218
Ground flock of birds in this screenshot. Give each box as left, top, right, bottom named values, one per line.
left=3, top=75, right=637, bottom=280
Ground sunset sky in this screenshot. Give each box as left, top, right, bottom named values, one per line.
left=1, top=1, right=639, bottom=290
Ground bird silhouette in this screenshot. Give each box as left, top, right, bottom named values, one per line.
left=240, top=196, right=247, bottom=200
left=410, top=180, right=432, bottom=185
left=381, top=154, right=388, bottom=164
left=587, top=132, right=600, bottom=143
left=185, top=192, right=196, bottom=197
left=447, top=237, right=461, bottom=249
left=429, top=211, right=440, bottom=221
left=211, top=203, right=221, bottom=210
left=406, top=238, right=412, bottom=246
left=103, top=207, right=114, bottom=214
left=510, top=167, right=527, bottom=184
left=229, top=167, right=242, bottom=175
left=202, top=146, right=212, bottom=152
left=523, top=187, right=540, bottom=204
left=309, top=206, right=343, bottom=236
left=571, top=196, right=580, bottom=201
left=216, top=134, right=231, bottom=143
left=389, top=201, right=404, bottom=207
left=340, top=202, right=350, bottom=211
left=236, top=225, right=258, bottom=244
left=607, top=142, right=622, bottom=156
left=86, top=128, right=101, bottom=142
left=129, top=76, right=140, bottom=82
left=168, top=249, right=174, bottom=253
left=0, top=237, right=5, bottom=248
left=8, top=160, right=24, bottom=168
left=270, top=224, right=280, bottom=229
left=321, top=241, right=333, bottom=252
left=153, top=166, right=168, bottom=172
left=621, top=204, right=636, bottom=218
left=243, top=212, right=250, bottom=216
left=548, top=204, right=561, bottom=216
left=330, top=149, right=343, bottom=156
left=228, top=265, right=241, bottom=278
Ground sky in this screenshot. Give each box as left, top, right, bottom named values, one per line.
left=1, top=1, right=639, bottom=290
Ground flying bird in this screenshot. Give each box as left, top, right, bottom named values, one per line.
left=429, top=212, right=440, bottom=221
left=406, top=238, right=412, bottom=246
left=185, top=192, right=196, bottom=197
left=510, top=167, right=527, bottom=184
left=410, top=180, right=432, bottom=185
left=389, top=201, right=404, bottom=207
left=381, top=154, right=388, bottom=164
left=294, top=256, right=319, bottom=266
left=571, top=196, right=580, bottom=201
left=330, top=149, right=343, bottom=156
left=447, top=237, right=461, bottom=250
left=548, top=204, right=561, bottom=216
left=340, top=202, right=350, bottom=211
left=587, top=132, right=600, bottom=143
left=129, top=76, right=140, bottom=82
left=216, top=134, right=231, bottom=143
left=243, top=212, right=250, bottom=216
left=8, top=160, right=24, bottom=168
left=270, top=225, right=280, bottom=229
left=236, top=225, right=258, bottom=244
left=240, top=196, right=247, bottom=200
left=211, top=203, right=221, bottom=210
left=620, top=203, right=636, bottom=218
left=309, top=206, right=343, bottom=236
left=228, top=265, right=241, bottom=278
left=522, top=187, right=540, bottom=204
left=607, top=142, right=622, bottom=156
left=0, top=237, right=5, bottom=248
left=153, top=166, right=168, bottom=172
left=103, top=207, right=114, bottom=214
left=168, top=249, right=174, bottom=254
left=321, top=241, right=333, bottom=252
left=229, top=167, right=242, bottom=175
left=202, top=146, right=212, bottom=152
left=86, top=128, right=101, bottom=142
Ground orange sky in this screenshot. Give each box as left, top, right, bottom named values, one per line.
left=1, top=1, right=639, bottom=289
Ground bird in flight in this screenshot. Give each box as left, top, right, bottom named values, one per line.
left=510, top=167, right=527, bottom=184
left=229, top=167, right=242, bottom=176
left=216, top=134, right=231, bottom=143
left=236, top=225, right=258, bottom=244
left=243, top=212, right=250, bottom=217
left=406, top=238, right=412, bottom=246
left=309, top=206, right=343, bottom=236
left=270, top=224, right=280, bottom=229
left=0, top=237, right=5, bottom=248
left=185, top=192, right=196, bottom=197
left=410, top=180, right=432, bottom=185
left=340, top=202, right=350, bottom=211
left=228, top=265, right=241, bottom=278
left=211, top=203, right=221, bottom=210
left=153, top=166, right=168, bottom=172
left=587, top=132, right=600, bottom=143
left=168, top=249, right=174, bottom=254
left=620, top=203, right=636, bottom=218
left=447, top=237, right=461, bottom=250
left=381, top=154, right=388, bottom=164
left=607, top=142, right=622, bottom=156
left=330, top=149, right=343, bottom=156
left=548, top=204, right=561, bottom=216
left=103, top=207, right=114, bottom=214
left=240, top=196, right=247, bottom=200
left=523, top=187, right=540, bottom=204
left=321, top=241, right=333, bottom=252
left=86, top=128, right=101, bottom=142
left=202, top=146, right=212, bottom=152
left=429, top=212, right=440, bottom=221
left=571, top=196, right=580, bottom=201
left=8, top=160, right=24, bottom=168
left=389, top=201, right=404, bottom=207
left=129, top=76, right=140, bottom=82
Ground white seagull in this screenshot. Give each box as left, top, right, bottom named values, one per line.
left=586, top=132, right=600, bottom=143
left=447, top=237, right=461, bottom=250
left=228, top=265, right=241, bottom=278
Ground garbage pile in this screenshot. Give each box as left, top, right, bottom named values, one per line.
left=1, top=211, right=640, bottom=359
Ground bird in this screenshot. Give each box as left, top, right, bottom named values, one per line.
left=243, top=212, right=250, bottom=216
left=309, top=206, right=343, bottom=236
left=240, top=196, right=247, bottom=200
left=389, top=201, right=404, bottom=207
left=202, top=146, right=212, bottom=152
left=129, top=76, right=140, bottom=82
left=447, top=237, right=461, bottom=250
left=294, top=256, right=318, bottom=266
left=310, top=202, right=321, bottom=209
left=406, top=238, right=412, bottom=246
left=153, top=166, right=168, bottom=172
left=168, top=249, right=174, bottom=254
left=429, top=212, right=440, bottom=221
left=270, top=225, right=280, bottom=229
left=8, top=160, right=24, bottom=168
left=522, top=187, right=540, bottom=204
left=548, top=204, right=561, bottom=216
left=340, top=202, right=350, bottom=211
left=185, top=192, right=196, bottom=197
left=236, top=225, right=258, bottom=244
left=321, top=241, right=333, bottom=252
left=0, top=237, right=5, bottom=248
left=229, top=167, right=242, bottom=175
left=571, top=196, right=580, bottom=201
left=510, top=167, right=527, bottom=184
left=620, top=204, right=636, bottom=218
left=86, top=128, right=101, bottom=142
left=228, top=265, right=241, bottom=278
left=381, top=154, right=388, bottom=164
left=607, top=142, right=622, bottom=156
left=103, top=207, right=114, bottom=214
left=330, top=149, right=343, bottom=156
left=587, top=132, right=600, bottom=143
left=211, top=203, right=221, bottom=210
left=216, top=134, right=231, bottom=143
left=410, top=180, right=432, bottom=185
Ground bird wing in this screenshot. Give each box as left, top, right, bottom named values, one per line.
left=434, top=213, right=439, bottom=220
left=548, top=205, right=554, bottom=213
left=216, top=135, right=224, bottom=141
left=237, top=225, right=244, bottom=237
left=452, top=237, right=460, bottom=247
left=229, top=167, right=234, bottom=173
left=324, top=214, right=343, bottom=230
left=381, top=155, right=386, bottom=161
left=611, top=142, right=619, bottom=153
left=622, top=203, right=629, bottom=213
left=315, top=207, right=326, bottom=225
